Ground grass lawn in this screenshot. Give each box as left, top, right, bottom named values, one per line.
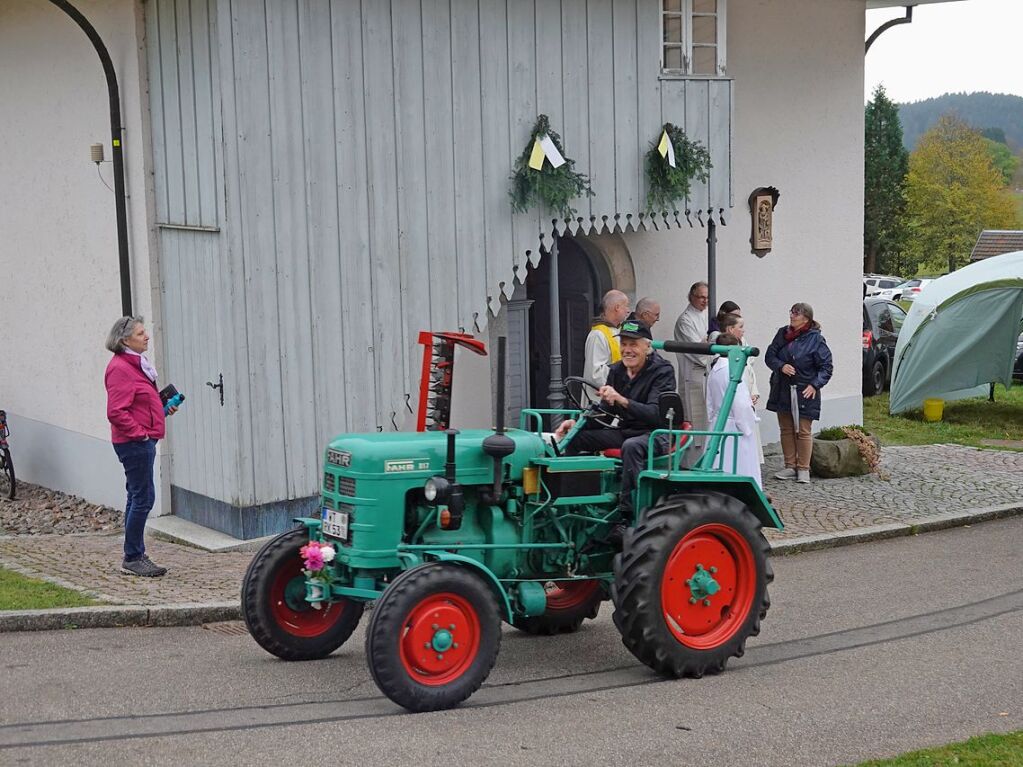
left=863, top=383, right=1023, bottom=449
left=854, top=730, right=1023, bottom=766
left=0, top=567, right=99, bottom=611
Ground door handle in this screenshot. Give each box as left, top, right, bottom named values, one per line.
left=205, top=374, right=224, bottom=406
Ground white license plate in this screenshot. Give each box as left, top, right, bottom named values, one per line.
left=321, top=508, right=349, bottom=541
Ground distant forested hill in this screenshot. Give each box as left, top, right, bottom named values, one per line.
left=897, top=92, right=1023, bottom=150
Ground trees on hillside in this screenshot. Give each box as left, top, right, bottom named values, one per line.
left=983, top=137, right=1020, bottom=186
left=904, top=115, right=1019, bottom=274
left=864, top=85, right=909, bottom=275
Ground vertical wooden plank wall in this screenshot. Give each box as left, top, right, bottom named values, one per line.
left=479, top=0, right=514, bottom=314
left=147, top=0, right=235, bottom=507
left=298, top=0, right=348, bottom=451
left=147, top=0, right=734, bottom=509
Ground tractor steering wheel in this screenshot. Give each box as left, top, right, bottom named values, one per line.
left=563, top=376, right=619, bottom=429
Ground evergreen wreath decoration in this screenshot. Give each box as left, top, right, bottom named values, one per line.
left=509, top=114, right=593, bottom=219
left=644, top=123, right=712, bottom=215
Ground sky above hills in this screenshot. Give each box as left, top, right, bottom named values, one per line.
left=865, top=0, right=1023, bottom=104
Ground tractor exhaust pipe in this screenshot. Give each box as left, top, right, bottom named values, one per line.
left=482, top=337, right=515, bottom=500
left=494, top=335, right=507, bottom=433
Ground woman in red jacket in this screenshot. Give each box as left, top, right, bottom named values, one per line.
left=104, top=316, right=176, bottom=577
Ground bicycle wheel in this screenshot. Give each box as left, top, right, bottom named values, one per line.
left=0, top=448, right=15, bottom=501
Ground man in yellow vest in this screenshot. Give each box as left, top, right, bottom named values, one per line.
left=583, top=289, right=630, bottom=403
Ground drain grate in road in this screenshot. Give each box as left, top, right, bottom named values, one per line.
left=202, top=620, right=249, bottom=636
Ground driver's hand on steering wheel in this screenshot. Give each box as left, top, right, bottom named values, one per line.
left=553, top=419, right=576, bottom=440
left=597, top=385, right=627, bottom=408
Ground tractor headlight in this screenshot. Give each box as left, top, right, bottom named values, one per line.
left=424, top=476, right=451, bottom=504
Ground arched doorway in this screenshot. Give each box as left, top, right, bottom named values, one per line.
left=525, top=236, right=613, bottom=407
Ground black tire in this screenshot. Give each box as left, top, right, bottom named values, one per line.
left=612, top=492, right=772, bottom=679
left=365, top=563, right=502, bottom=712
left=512, top=580, right=604, bottom=635
left=0, top=448, right=14, bottom=501
left=241, top=528, right=364, bottom=661
left=863, top=357, right=885, bottom=397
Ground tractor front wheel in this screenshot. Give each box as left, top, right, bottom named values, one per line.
left=365, top=563, right=501, bottom=712
left=612, top=492, right=772, bottom=678
left=512, top=580, right=604, bottom=635
left=242, top=528, right=364, bottom=661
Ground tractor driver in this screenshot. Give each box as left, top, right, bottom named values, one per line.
left=553, top=319, right=677, bottom=524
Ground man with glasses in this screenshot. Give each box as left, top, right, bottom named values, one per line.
left=673, top=281, right=709, bottom=465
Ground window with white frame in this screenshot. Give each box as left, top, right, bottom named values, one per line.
left=662, top=0, right=726, bottom=76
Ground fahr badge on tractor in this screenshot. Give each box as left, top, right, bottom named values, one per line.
left=242, top=336, right=783, bottom=712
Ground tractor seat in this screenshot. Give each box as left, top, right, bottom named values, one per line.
left=600, top=422, right=693, bottom=460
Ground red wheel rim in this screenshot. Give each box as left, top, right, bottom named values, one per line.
left=399, top=592, right=481, bottom=686
left=543, top=580, right=600, bottom=612
left=660, top=523, right=756, bottom=649
left=268, top=555, right=345, bottom=638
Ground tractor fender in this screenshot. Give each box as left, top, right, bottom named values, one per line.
left=640, top=475, right=783, bottom=530
left=415, top=550, right=514, bottom=623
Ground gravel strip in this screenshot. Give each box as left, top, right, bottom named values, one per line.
left=0, top=482, right=122, bottom=536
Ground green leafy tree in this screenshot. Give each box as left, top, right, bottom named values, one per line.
left=983, top=137, right=1019, bottom=186
left=864, top=85, right=909, bottom=275
left=904, top=115, right=1019, bottom=274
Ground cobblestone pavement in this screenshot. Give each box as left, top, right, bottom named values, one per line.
left=763, top=444, right=1023, bottom=541
left=0, top=445, right=1020, bottom=607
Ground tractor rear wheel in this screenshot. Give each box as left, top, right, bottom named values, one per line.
left=365, top=563, right=501, bottom=712
left=242, top=528, right=364, bottom=661
left=612, top=492, right=772, bottom=678
left=512, top=580, right=604, bottom=635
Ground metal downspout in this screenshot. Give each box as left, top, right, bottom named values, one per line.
left=866, top=6, right=914, bottom=54
left=707, top=218, right=717, bottom=319
left=48, top=0, right=133, bottom=316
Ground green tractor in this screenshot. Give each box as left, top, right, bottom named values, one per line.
left=242, top=338, right=782, bottom=712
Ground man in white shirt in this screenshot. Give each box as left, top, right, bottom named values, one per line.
left=673, top=281, right=709, bottom=464
left=583, top=290, right=630, bottom=402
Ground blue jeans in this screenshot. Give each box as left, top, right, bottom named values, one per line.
left=113, top=439, right=157, bottom=561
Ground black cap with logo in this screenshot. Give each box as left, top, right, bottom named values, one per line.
left=618, top=319, right=652, bottom=340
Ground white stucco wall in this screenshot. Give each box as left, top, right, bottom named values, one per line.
left=0, top=0, right=160, bottom=509
left=624, top=0, right=866, bottom=440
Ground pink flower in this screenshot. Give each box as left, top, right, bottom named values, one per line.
left=300, top=542, right=326, bottom=571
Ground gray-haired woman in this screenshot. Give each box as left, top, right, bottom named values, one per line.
left=104, top=316, right=175, bottom=576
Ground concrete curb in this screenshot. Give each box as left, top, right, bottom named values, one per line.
left=0, top=602, right=240, bottom=633
left=770, top=503, right=1023, bottom=555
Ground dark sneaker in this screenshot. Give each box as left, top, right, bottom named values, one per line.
left=121, top=557, right=167, bottom=577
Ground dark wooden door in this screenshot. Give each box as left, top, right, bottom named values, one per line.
left=526, top=239, right=603, bottom=407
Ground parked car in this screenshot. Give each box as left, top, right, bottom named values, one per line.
left=863, top=274, right=902, bottom=298
left=877, top=278, right=933, bottom=303
left=863, top=298, right=907, bottom=396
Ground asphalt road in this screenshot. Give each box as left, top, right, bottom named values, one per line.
left=2, top=517, right=1022, bottom=766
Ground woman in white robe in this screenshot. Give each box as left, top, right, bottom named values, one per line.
left=719, top=314, right=764, bottom=464
left=705, top=332, right=763, bottom=489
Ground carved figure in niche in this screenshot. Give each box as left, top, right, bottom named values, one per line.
left=748, top=186, right=780, bottom=257
left=757, top=199, right=772, bottom=243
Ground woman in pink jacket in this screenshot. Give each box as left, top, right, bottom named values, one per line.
left=104, top=316, right=175, bottom=577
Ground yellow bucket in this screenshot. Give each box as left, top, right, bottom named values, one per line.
left=922, top=398, right=944, bottom=422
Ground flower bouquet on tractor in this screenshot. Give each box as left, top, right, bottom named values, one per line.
left=241, top=336, right=781, bottom=712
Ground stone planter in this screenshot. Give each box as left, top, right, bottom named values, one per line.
left=810, top=436, right=879, bottom=478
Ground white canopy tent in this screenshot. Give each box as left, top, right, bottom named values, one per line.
left=889, top=251, right=1023, bottom=414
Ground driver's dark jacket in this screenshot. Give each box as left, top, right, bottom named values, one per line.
left=582, top=351, right=677, bottom=435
